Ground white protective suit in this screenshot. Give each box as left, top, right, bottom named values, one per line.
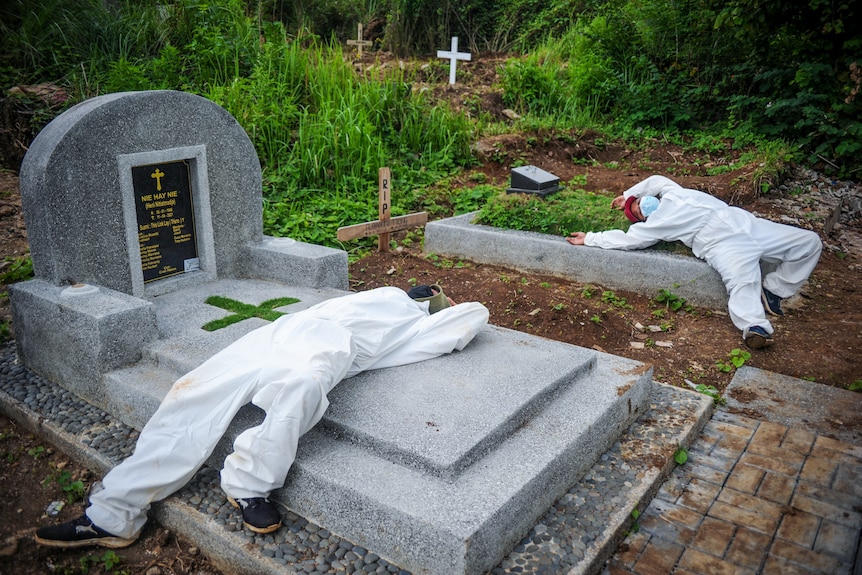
left=86, top=287, right=489, bottom=539
left=584, top=176, right=822, bottom=336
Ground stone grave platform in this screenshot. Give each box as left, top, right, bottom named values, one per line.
left=20, top=278, right=653, bottom=575
left=425, top=212, right=729, bottom=309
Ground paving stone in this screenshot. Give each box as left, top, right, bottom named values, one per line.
left=640, top=502, right=696, bottom=546
left=613, top=530, right=650, bottom=568
left=813, top=520, right=859, bottom=563
left=686, top=462, right=729, bottom=486
left=812, top=436, right=862, bottom=460
left=724, top=463, right=765, bottom=494
left=794, top=482, right=862, bottom=527
left=712, top=411, right=758, bottom=431
left=690, top=516, right=735, bottom=557
left=792, top=492, right=862, bottom=530
left=716, top=488, right=785, bottom=523
left=799, top=456, right=839, bottom=487
left=760, top=555, right=824, bottom=575
left=708, top=501, right=780, bottom=535
left=633, top=537, right=684, bottom=575
left=725, top=526, right=771, bottom=571
left=769, top=539, right=848, bottom=574
left=708, top=420, right=756, bottom=440
left=781, top=428, right=815, bottom=455
left=739, top=451, right=804, bottom=477
left=776, top=511, right=821, bottom=548
left=832, top=460, right=862, bottom=498
left=677, top=547, right=755, bottom=575
left=690, top=447, right=736, bottom=472
left=749, top=421, right=787, bottom=450
left=715, top=432, right=750, bottom=454
left=677, top=478, right=721, bottom=514
left=655, top=473, right=689, bottom=503
left=757, top=471, right=796, bottom=505
left=689, top=433, right=720, bottom=453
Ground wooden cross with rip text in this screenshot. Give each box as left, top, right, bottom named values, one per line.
left=337, top=167, right=427, bottom=252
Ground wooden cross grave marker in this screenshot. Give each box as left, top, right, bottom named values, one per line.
left=347, top=23, right=372, bottom=58
left=337, top=167, right=428, bottom=252
left=437, top=36, right=471, bottom=85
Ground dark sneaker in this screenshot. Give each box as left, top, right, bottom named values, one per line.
left=745, top=326, right=774, bottom=349
left=35, top=515, right=137, bottom=549
left=761, top=288, right=784, bottom=316
left=229, top=497, right=282, bottom=534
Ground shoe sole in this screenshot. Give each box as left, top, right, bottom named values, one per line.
left=34, top=534, right=137, bottom=549
left=227, top=496, right=282, bottom=534
left=761, top=291, right=784, bottom=317
left=745, top=333, right=774, bottom=349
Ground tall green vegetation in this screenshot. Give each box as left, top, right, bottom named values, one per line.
left=0, top=0, right=475, bottom=250
left=0, top=0, right=858, bottom=257
left=498, top=0, right=860, bottom=176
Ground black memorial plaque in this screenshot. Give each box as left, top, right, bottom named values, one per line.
left=132, top=160, right=199, bottom=283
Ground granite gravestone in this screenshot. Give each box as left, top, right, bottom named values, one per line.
left=11, top=89, right=347, bottom=396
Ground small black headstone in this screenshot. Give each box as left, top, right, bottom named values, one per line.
left=132, top=160, right=199, bottom=283
left=506, top=165, right=560, bottom=197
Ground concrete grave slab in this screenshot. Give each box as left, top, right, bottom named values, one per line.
left=283, top=325, right=653, bottom=575
left=425, top=212, right=729, bottom=309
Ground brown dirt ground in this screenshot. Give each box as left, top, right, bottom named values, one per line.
left=1, top=53, right=860, bottom=574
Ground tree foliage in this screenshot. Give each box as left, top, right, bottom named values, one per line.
left=0, top=0, right=859, bottom=175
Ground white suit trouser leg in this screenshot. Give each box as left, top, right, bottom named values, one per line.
left=704, top=219, right=821, bottom=335
left=87, top=317, right=354, bottom=539
left=706, top=239, right=773, bottom=335
left=755, top=220, right=822, bottom=298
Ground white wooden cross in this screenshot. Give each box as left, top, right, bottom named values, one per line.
left=347, top=23, right=372, bottom=57
left=437, top=36, right=471, bottom=85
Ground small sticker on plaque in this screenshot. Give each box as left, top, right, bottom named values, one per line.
left=132, top=160, right=198, bottom=283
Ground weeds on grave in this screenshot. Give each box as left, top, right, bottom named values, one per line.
left=0, top=254, right=33, bottom=285
left=475, top=187, right=631, bottom=236
left=0, top=319, right=10, bottom=344
left=695, top=384, right=727, bottom=406
left=43, top=469, right=86, bottom=504
left=654, top=289, right=687, bottom=312
left=424, top=253, right=469, bottom=270
left=202, top=296, right=300, bottom=331
left=715, top=348, right=751, bottom=373
left=79, top=550, right=128, bottom=575
left=624, top=508, right=641, bottom=537
left=28, top=445, right=46, bottom=459
left=674, top=447, right=689, bottom=465
left=601, top=290, right=631, bottom=309
left=849, top=380, right=862, bottom=392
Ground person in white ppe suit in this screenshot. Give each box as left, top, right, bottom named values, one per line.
left=36, top=285, right=489, bottom=548
left=566, top=175, right=821, bottom=349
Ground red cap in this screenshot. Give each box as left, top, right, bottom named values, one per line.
left=624, top=196, right=639, bottom=223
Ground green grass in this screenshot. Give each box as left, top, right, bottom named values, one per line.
left=474, top=186, right=631, bottom=236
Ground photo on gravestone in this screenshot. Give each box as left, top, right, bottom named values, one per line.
left=132, top=160, right=199, bottom=283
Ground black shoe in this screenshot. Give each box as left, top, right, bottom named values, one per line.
left=35, top=514, right=137, bottom=549
left=761, top=288, right=784, bottom=316
left=745, top=326, right=774, bottom=349
left=229, top=497, right=282, bottom=534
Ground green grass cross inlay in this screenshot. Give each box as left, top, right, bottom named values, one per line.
left=202, top=295, right=301, bottom=331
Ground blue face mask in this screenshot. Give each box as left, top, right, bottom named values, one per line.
left=640, top=196, right=659, bottom=218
